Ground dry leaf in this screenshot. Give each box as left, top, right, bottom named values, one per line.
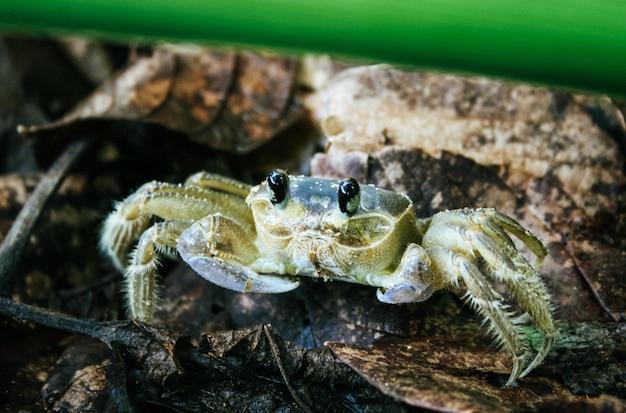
left=307, top=66, right=625, bottom=217
left=21, top=46, right=306, bottom=155
left=41, top=337, right=114, bottom=412
left=327, top=317, right=626, bottom=411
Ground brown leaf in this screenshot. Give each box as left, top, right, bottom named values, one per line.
left=327, top=319, right=626, bottom=411
left=566, top=220, right=626, bottom=321
left=58, top=47, right=175, bottom=120
left=96, top=321, right=188, bottom=389
left=307, top=65, right=626, bottom=217
left=327, top=340, right=529, bottom=412
left=21, top=47, right=306, bottom=156
left=183, top=51, right=305, bottom=153
left=538, top=395, right=626, bottom=413
left=41, top=337, right=113, bottom=412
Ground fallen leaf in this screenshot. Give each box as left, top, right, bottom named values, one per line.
left=327, top=319, right=626, bottom=411
left=307, top=65, right=626, bottom=217
left=566, top=225, right=626, bottom=321
left=21, top=46, right=306, bottom=158
left=41, top=337, right=114, bottom=412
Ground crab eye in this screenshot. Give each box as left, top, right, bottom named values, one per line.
left=338, top=178, right=360, bottom=216
left=267, top=169, right=289, bottom=209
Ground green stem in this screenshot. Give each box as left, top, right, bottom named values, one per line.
left=0, top=0, right=625, bottom=96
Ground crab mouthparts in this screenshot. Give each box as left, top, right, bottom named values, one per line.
left=291, top=235, right=341, bottom=276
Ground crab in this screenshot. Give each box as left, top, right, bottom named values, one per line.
left=101, top=169, right=556, bottom=385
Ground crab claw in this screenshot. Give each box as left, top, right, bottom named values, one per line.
left=182, top=255, right=300, bottom=293
left=177, top=214, right=300, bottom=294
left=375, top=243, right=435, bottom=304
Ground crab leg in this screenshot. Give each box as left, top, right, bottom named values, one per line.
left=486, top=211, right=548, bottom=266
left=184, top=172, right=253, bottom=198
left=462, top=210, right=557, bottom=378
left=422, top=208, right=555, bottom=384
left=427, top=245, right=531, bottom=385
left=100, top=178, right=254, bottom=321
left=125, top=220, right=191, bottom=322
left=101, top=181, right=254, bottom=270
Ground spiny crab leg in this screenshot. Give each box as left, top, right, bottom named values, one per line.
left=422, top=208, right=557, bottom=385
left=100, top=179, right=254, bottom=321
left=101, top=180, right=254, bottom=269
left=474, top=211, right=556, bottom=379
left=184, top=172, right=253, bottom=199
left=125, top=219, right=191, bottom=321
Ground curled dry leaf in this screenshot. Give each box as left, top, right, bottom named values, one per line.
left=327, top=320, right=626, bottom=411
left=309, top=65, right=626, bottom=322
left=21, top=46, right=305, bottom=155
left=98, top=321, right=188, bottom=389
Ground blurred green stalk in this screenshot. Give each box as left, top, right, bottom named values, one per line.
left=0, top=0, right=625, bottom=96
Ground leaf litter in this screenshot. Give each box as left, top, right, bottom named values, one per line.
left=2, top=41, right=626, bottom=411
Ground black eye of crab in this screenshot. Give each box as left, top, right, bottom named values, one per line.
left=338, top=178, right=360, bottom=216
left=267, top=169, right=289, bottom=209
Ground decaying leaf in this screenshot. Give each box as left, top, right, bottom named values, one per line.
left=41, top=337, right=115, bottom=412
left=327, top=319, right=626, bottom=411
left=0, top=298, right=410, bottom=412
left=307, top=65, right=626, bottom=217
left=21, top=46, right=306, bottom=155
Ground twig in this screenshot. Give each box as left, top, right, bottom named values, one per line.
left=0, top=296, right=104, bottom=337
left=0, top=135, right=94, bottom=296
